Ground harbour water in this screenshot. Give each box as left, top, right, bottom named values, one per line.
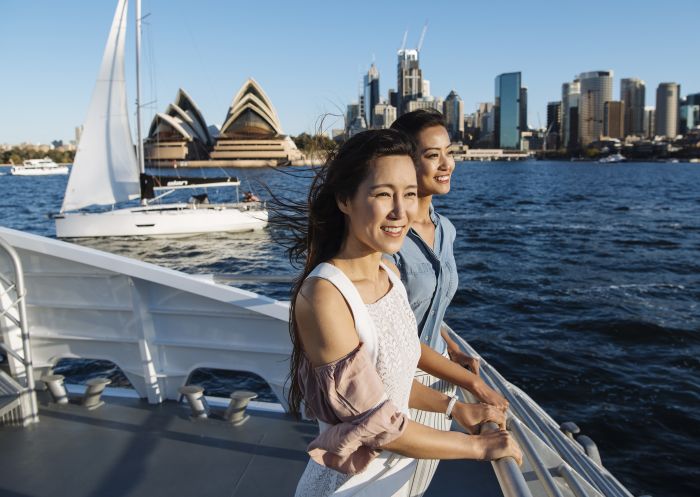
left=0, top=161, right=698, bottom=497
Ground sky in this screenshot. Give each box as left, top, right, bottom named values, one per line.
left=1, top=0, right=698, bottom=144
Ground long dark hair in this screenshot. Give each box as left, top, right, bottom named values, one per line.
left=282, top=129, right=415, bottom=416
left=390, top=108, right=447, bottom=142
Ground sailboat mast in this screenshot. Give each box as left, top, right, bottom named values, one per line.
left=135, top=0, right=145, bottom=175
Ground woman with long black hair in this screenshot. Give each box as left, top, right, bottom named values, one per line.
left=285, top=129, right=520, bottom=496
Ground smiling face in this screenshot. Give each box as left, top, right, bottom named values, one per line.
left=338, top=154, right=418, bottom=255
left=415, top=125, right=455, bottom=196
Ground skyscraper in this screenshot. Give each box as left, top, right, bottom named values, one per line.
left=655, top=82, right=680, bottom=138
left=687, top=93, right=700, bottom=108
left=604, top=101, right=625, bottom=139
left=682, top=93, right=700, bottom=134
left=444, top=90, right=465, bottom=142
left=422, top=80, right=431, bottom=98
left=397, top=49, right=422, bottom=116
left=546, top=101, right=562, bottom=149
left=644, top=107, right=655, bottom=138
left=520, top=87, right=528, bottom=132
left=494, top=72, right=522, bottom=149
left=561, top=80, right=580, bottom=150
left=577, top=70, right=613, bottom=146
left=363, top=64, right=380, bottom=128
left=620, top=78, right=645, bottom=137
left=388, top=89, right=398, bottom=109
left=680, top=103, right=700, bottom=134
left=476, top=102, right=494, bottom=135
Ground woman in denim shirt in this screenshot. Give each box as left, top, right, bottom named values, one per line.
left=390, top=110, right=508, bottom=496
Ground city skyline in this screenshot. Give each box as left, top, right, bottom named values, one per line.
left=1, top=0, right=698, bottom=144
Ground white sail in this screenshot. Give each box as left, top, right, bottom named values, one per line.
left=61, top=0, right=140, bottom=213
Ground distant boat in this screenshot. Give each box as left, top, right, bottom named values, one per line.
left=598, top=153, right=626, bottom=164
left=10, top=158, right=69, bottom=176
left=54, top=0, right=267, bottom=238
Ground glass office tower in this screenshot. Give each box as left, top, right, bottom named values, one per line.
left=495, top=72, right=522, bottom=149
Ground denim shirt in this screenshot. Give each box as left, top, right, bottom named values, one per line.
left=389, top=206, right=458, bottom=355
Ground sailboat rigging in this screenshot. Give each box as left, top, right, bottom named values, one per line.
left=54, top=0, right=268, bottom=238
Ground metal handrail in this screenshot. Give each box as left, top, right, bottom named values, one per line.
left=449, top=327, right=633, bottom=497
left=457, top=384, right=532, bottom=497
left=509, top=417, right=565, bottom=497
left=0, top=236, right=38, bottom=424
left=479, top=359, right=627, bottom=497
left=478, top=419, right=533, bottom=497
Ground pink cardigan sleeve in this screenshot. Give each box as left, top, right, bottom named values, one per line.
left=300, top=343, right=408, bottom=475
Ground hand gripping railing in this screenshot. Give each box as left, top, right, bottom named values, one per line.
left=0, top=236, right=38, bottom=425
left=477, top=418, right=533, bottom=497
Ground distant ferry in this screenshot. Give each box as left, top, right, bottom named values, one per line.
left=10, top=157, right=69, bottom=176
left=598, top=153, right=626, bottom=164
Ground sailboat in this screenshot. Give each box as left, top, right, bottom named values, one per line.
left=54, top=0, right=268, bottom=238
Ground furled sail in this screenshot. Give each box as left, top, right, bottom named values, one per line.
left=61, top=0, right=140, bottom=212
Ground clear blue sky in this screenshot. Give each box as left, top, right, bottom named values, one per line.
left=1, top=0, right=698, bottom=144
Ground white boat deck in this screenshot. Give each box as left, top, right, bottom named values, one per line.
left=0, top=226, right=636, bottom=497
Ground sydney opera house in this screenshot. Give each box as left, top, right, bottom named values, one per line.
left=144, top=79, right=302, bottom=167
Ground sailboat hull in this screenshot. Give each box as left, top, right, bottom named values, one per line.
left=55, top=203, right=268, bottom=238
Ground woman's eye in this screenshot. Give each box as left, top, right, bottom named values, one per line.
left=376, top=192, right=391, bottom=197
left=405, top=191, right=417, bottom=198
left=425, top=154, right=438, bottom=159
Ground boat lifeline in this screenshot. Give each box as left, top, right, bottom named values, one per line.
left=54, top=0, right=267, bottom=238
left=0, top=226, right=637, bottom=497
left=10, top=158, right=69, bottom=176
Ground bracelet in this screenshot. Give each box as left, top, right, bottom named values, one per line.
left=445, top=395, right=458, bottom=420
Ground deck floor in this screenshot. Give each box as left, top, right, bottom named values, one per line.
left=0, top=392, right=313, bottom=497
left=0, top=392, right=502, bottom=497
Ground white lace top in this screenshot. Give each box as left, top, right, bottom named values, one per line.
left=366, top=283, right=421, bottom=415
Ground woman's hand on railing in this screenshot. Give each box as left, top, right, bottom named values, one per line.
left=477, top=429, right=523, bottom=466
left=452, top=401, right=506, bottom=433
left=447, top=347, right=481, bottom=375
left=472, top=377, right=509, bottom=411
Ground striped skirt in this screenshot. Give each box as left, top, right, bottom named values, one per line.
left=407, top=364, right=457, bottom=497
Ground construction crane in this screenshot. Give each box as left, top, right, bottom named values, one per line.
left=400, top=30, right=408, bottom=51
left=417, top=22, right=428, bottom=52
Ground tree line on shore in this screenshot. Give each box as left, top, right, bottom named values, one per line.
left=1, top=147, right=75, bottom=166
left=2, top=133, right=336, bottom=166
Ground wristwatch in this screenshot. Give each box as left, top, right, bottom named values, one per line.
left=445, top=395, right=458, bottom=420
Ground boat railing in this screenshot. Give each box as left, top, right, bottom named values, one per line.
left=0, top=236, right=39, bottom=425
left=448, top=326, right=633, bottom=497
left=478, top=419, right=533, bottom=497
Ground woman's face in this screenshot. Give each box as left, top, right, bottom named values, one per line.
left=415, top=125, right=455, bottom=196
left=339, top=154, right=418, bottom=255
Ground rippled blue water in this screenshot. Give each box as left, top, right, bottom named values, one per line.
left=0, top=162, right=698, bottom=497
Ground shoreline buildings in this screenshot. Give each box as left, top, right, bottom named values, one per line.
left=334, top=35, right=698, bottom=157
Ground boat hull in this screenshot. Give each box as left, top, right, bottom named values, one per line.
left=55, top=203, right=268, bottom=238
left=10, top=166, right=69, bottom=176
